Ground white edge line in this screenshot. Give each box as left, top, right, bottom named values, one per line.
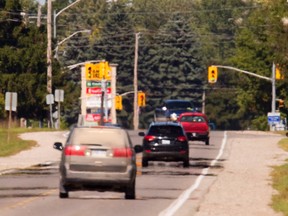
left=158, top=131, right=228, bottom=216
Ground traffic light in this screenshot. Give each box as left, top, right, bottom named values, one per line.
left=208, top=66, right=218, bottom=83
left=138, top=92, right=146, bottom=107
left=115, top=95, right=122, bottom=110
left=279, top=99, right=284, bottom=108
left=275, top=65, right=284, bottom=80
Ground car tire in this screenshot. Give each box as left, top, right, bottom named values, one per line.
left=142, top=158, right=148, bottom=167
left=183, top=158, right=189, bottom=168
left=59, top=179, right=69, bottom=198
left=205, top=138, right=210, bottom=145
left=125, top=179, right=135, bottom=200
left=59, top=191, right=69, bottom=198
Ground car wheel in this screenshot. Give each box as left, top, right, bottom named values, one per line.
left=205, top=138, right=210, bottom=145
left=59, top=179, right=69, bottom=198
left=183, top=158, right=189, bottom=168
left=59, top=191, right=69, bottom=198
left=125, top=179, right=135, bottom=200
left=142, top=158, right=148, bottom=167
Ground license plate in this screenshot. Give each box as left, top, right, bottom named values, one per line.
left=91, top=149, right=107, bottom=157
left=162, top=140, right=170, bottom=145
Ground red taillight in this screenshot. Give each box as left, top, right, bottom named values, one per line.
left=144, top=135, right=155, bottom=142
left=179, top=150, right=187, bottom=154
left=65, top=145, right=86, bottom=156
left=177, top=136, right=187, bottom=142
left=113, top=148, right=133, bottom=158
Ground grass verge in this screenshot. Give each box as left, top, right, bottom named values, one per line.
left=272, top=137, right=288, bottom=215
left=0, top=128, right=56, bottom=157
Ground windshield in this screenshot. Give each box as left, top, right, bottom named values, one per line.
left=166, top=101, right=193, bottom=110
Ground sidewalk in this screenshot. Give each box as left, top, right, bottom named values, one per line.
left=0, top=131, right=67, bottom=173
left=194, top=131, right=287, bottom=216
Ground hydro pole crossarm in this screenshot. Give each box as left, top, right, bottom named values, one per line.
left=213, top=65, right=272, bottom=81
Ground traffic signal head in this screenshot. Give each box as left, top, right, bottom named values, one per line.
left=115, top=95, right=123, bottom=110
left=208, top=66, right=218, bottom=83
left=138, top=92, right=146, bottom=107
left=279, top=99, right=284, bottom=108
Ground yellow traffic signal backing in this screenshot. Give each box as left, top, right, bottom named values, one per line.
left=138, top=92, right=146, bottom=107
left=115, top=95, right=123, bottom=110
left=208, top=66, right=218, bottom=83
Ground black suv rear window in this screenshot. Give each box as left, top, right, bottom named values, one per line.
left=148, top=125, right=184, bottom=137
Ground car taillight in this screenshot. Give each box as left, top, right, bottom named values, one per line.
left=113, top=148, right=133, bottom=158
left=65, top=145, right=86, bottom=156
left=144, top=135, right=155, bottom=142
left=177, top=136, right=187, bottom=142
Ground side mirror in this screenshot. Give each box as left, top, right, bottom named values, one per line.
left=134, top=145, right=143, bottom=153
left=138, top=132, right=145, bottom=136
left=53, top=142, right=63, bottom=151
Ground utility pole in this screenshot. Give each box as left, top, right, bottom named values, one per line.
left=37, top=3, right=42, bottom=27
left=47, top=0, right=53, bottom=127
left=133, top=32, right=140, bottom=130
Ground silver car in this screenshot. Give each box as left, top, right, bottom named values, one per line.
left=53, top=126, right=142, bottom=199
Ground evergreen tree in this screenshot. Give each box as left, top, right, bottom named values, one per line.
left=138, top=13, right=205, bottom=127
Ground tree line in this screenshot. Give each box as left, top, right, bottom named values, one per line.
left=0, top=0, right=287, bottom=130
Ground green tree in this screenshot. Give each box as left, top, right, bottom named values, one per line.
left=137, top=13, right=205, bottom=127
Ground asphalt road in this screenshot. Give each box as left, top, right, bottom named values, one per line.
left=0, top=130, right=227, bottom=216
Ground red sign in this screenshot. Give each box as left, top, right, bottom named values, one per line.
left=86, top=87, right=111, bottom=95
left=86, top=113, right=112, bottom=123
left=86, top=114, right=101, bottom=122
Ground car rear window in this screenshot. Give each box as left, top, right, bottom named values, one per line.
left=148, top=125, right=184, bottom=137
left=180, top=116, right=205, bottom=123
left=68, top=128, right=128, bottom=147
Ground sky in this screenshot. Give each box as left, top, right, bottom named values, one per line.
left=37, top=0, right=45, bottom=5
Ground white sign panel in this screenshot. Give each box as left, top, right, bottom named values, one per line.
left=46, top=94, right=54, bottom=105
left=55, top=89, right=64, bottom=102
left=86, top=95, right=112, bottom=108
left=5, top=92, right=17, bottom=111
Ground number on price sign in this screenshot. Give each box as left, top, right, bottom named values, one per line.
left=85, top=63, right=102, bottom=80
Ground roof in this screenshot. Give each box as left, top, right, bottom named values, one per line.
left=150, top=121, right=182, bottom=127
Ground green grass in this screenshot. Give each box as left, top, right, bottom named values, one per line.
left=0, top=128, right=56, bottom=157
left=272, top=137, right=288, bottom=215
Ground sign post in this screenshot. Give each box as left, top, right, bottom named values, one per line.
left=55, top=89, right=64, bottom=129
left=46, top=94, right=54, bottom=128
left=5, top=92, right=17, bottom=129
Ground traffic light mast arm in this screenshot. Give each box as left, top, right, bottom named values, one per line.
left=213, top=64, right=276, bottom=114
left=213, top=65, right=272, bottom=81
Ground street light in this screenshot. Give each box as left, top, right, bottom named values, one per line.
left=53, top=0, right=81, bottom=38
left=54, top=29, right=91, bottom=59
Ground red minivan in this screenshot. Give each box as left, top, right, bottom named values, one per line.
left=178, top=112, right=210, bottom=145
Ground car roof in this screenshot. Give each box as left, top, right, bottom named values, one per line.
left=165, top=99, right=191, bottom=103
left=179, top=111, right=207, bottom=117
left=150, top=121, right=182, bottom=127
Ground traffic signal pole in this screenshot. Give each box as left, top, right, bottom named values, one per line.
left=212, top=64, right=276, bottom=114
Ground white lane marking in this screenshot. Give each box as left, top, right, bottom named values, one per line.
left=159, top=131, right=228, bottom=216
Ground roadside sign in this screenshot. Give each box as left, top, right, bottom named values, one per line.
left=86, top=87, right=111, bottom=95
left=86, top=81, right=111, bottom=88
left=55, top=89, right=64, bottom=102
left=46, top=94, right=54, bottom=105
left=267, top=112, right=281, bottom=124
left=5, top=92, right=17, bottom=111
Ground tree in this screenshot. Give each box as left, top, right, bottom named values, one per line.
left=137, top=12, right=205, bottom=127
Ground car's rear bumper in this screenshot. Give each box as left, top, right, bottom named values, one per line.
left=61, top=164, right=136, bottom=191
left=186, top=132, right=209, bottom=141
left=143, top=151, right=188, bottom=162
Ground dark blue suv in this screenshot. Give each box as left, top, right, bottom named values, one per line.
left=154, top=99, right=194, bottom=121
